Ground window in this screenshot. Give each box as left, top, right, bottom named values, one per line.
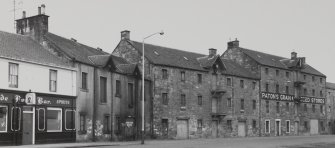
left=162, top=93, right=168, bottom=105
left=286, top=71, right=290, bottom=78
left=304, top=88, right=307, bottom=96
left=9, top=63, right=18, bottom=88
left=312, top=76, right=315, bottom=82
left=37, top=108, right=45, bottom=131
left=320, top=78, right=323, bottom=83
left=265, top=68, right=269, bottom=75
left=304, top=121, right=308, bottom=130
left=103, top=115, right=110, bottom=134
left=240, top=80, right=244, bottom=88
left=181, top=94, right=186, bottom=107
left=197, top=74, right=202, bottom=84
left=286, top=102, right=289, bottom=111
left=276, top=70, right=279, bottom=76
left=286, top=86, right=289, bottom=94
left=321, top=121, right=325, bottom=131
left=162, top=69, right=168, bottom=79
left=100, top=77, right=107, bottom=103
left=304, top=75, right=306, bottom=80
left=312, top=104, right=315, bottom=113
left=115, top=80, right=121, bottom=97
left=276, top=84, right=279, bottom=93
left=181, top=71, right=185, bottom=81
left=197, top=119, right=203, bottom=132
left=47, top=107, right=62, bottom=132
left=227, top=98, right=232, bottom=107
left=198, top=95, right=202, bottom=106
left=266, top=101, right=269, bottom=113
left=227, top=78, right=232, bottom=86
left=304, top=104, right=307, bottom=112
left=252, top=81, right=256, bottom=90
left=0, top=106, right=8, bottom=132
left=241, top=99, right=244, bottom=110
left=79, top=113, right=86, bottom=133
left=286, top=120, right=290, bottom=133
left=128, top=83, right=134, bottom=107
left=252, top=100, right=256, bottom=110
left=312, top=89, right=315, bottom=96
left=252, top=120, right=257, bottom=129
left=49, top=70, right=57, bottom=92
left=65, top=110, right=75, bottom=130
left=115, top=116, right=121, bottom=134
left=320, top=91, right=323, bottom=97
left=320, top=105, right=324, bottom=114
left=227, top=120, right=232, bottom=131
left=265, top=120, right=270, bottom=133
left=276, top=102, right=280, bottom=113
left=11, top=107, right=21, bottom=131
left=81, top=72, right=88, bottom=90
left=266, top=83, right=269, bottom=92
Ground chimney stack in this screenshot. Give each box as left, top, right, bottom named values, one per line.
left=227, top=38, right=239, bottom=49
left=209, top=48, right=217, bottom=57
left=22, top=11, right=26, bottom=18
left=291, top=51, right=297, bottom=60
left=121, top=30, right=130, bottom=40
left=38, top=7, right=41, bottom=15
left=41, top=4, right=46, bottom=14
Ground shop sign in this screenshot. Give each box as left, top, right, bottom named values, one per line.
left=0, top=93, right=25, bottom=104
left=25, top=93, right=36, bottom=105
left=36, top=96, right=74, bottom=107
left=261, top=92, right=294, bottom=102
left=300, top=96, right=325, bottom=104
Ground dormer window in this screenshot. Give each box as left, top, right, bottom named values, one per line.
left=154, top=51, right=159, bottom=56
left=183, top=56, right=188, bottom=60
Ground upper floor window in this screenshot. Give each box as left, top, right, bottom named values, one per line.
left=266, top=83, right=269, bottom=92
left=162, top=69, right=168, bottom=79
left=312, top=89, right=315, bottom=96
left=286, top=71, right=290, bottom=78
left=162, top=93, right=168, bottom=105
left=276, top=102, right=280, bottom=113
left=312, top=76, right=315, bottom=82
left=100, top=77, right=107, bottom=103
left=286, top=86, right=289, bottom=94
left=198, top=95, right=202, bottom=106
left=320, top=78, right=323, bottom=83
left=115, top=80, right=121, bottom=97
left=276, top=70, right=279, bottom=76
left=81, top=72, right=88, bottom=90
left=241, top=99, right=244, bottom=110
left=304, top=88, right=307, bottom=96
left=265, top=68, right=269, bottom=75
left=252, top=81, right=256, bottom=90
left=227, top=98, right=232, bottom=107
left=181, top=71, right=185, bottom=82
left=304, top=104, right=307, bottom=112
left=276, top=84, right=279, bottom=93
left=181, top=94, right=186, bottom=107
left=227, top=78, right=232, bottom=86
left=304, top=75, right=306, bottom=80
left=9, top=63, right=19, bottom=88
left=320, top=90, right=323, bottom=97
left=197, top=74, right=202, bottom=84
left=266, top=101, right=269, bottom=113
left=49, top=70, right=57, bottom=92
left=240, top=80, right=244, bottom=88
left=128, top=83, right=134, bottom=107
left=312, top=104, right=315, bottom=113
left=252, top=100, right=256, bottom=110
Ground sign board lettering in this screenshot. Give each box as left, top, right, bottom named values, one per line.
left=36, top=96, right=74, bottom=107
left=0, top=93, right=25, bottom=104
left=261, top=92, right=325, bottom=104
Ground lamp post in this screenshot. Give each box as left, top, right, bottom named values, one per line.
left=141, top=31, right=164, bottom=144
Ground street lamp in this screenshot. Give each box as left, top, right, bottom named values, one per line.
left=141, top=31, right=164, bottom=144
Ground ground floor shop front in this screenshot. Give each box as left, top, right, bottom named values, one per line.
left=0, top=90, right=76, bottom=146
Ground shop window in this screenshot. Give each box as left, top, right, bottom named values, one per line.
left=286, top=120, right=290, bottom=133
left=227, top=78, right=232, bottom=86
left=65, top=110, right=75, bottom=130
left=197, top=74, right=202, bottom=84
left=100, top=77, right=107, bottom=103
left=79, top=113, right=86, bottom=134
left=197, top=119, right=203, bottom=132
left=227, top=120, right=232, bottom=131
left=128, top=83, right=134, bottom=107
left=103, top=115, right=110, bottom=134
left=9, top=63, right=19, bottom=88
left=162, top=93, right=168, bottom=105
left=181, top=71, right=185, bottom=82
left=252, top=100, right=256, bottom=110
left=266, top=101, right=269, bottom=113
left=0, top=106, right=8, bottom=132
left=265, top=120, right=270, bottom=133
left=49, top=70, right=57, bottom=92
left=47, top=107, right=62, bottom=132
left=37, top=108, right=45, bottom=131
left=227, top=98, right=232, bottom=108
left=81, top=72, right=88, bottom=90
left=198, top=95, right=202, bottom=106
left=11, top=107, right=21, bottom=131
left=162, top=69, right=168, bottom=79
left=115, top=80, right=121, bottom=97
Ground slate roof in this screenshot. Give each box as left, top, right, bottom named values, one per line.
left=0, top=30, right=72, bottom=68
left=88, top=54, right=138, bottom=74
left=326, top=82, right=335, bottom=90
left=237, top=47, right=326, bottom=77
left=127, top=40, right=259, bottom=79
left=45, top=32, right=108, bottom=65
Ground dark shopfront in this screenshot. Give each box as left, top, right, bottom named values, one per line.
left=0, top=90, right=76, bottom=146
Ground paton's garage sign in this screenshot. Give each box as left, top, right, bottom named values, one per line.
left=261, top=92, right=325, bottom=104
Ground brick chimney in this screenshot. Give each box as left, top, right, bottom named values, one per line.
left=227, top=38, right=239, bottom=49
left=209, top=48, right=217, bottom=57
left=291, top=51, right=297, bottom=60
left=121, top=30, right=130, bottom=40
left=16, top=4, right=49, bottom=44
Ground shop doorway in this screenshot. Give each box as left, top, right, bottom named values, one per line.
left=22, top=106, right=34, bottom=145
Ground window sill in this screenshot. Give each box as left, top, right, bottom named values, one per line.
left=180, top=107, right=186, bottom=110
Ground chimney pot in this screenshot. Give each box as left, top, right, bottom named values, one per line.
left=41, top=4, right=46, bottom=14
left=209, top=48, right=217, bottom=57
left=291, top=51, right=297, bottom=60
left=227, top=39, right=239, bottom=49
left=22, top=11, right=26, bottom=18
left=38, top=7, right=41, bottom=15
left=121, top=30, right=130, bottom=40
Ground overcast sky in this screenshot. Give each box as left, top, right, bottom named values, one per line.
left=1, top=0, right=334, bottom=82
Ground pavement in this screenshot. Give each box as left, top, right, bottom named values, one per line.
left=4, top=135, right=335, bottom=148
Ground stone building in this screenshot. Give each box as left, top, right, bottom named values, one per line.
left=326, top=82, right=335, bottom=134
left=112, top=31, right=260, bottom=139
left=222, top=39, right=327, bottom=136
left=15, top=5, right=141, bottom=143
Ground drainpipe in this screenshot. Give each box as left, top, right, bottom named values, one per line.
left=258, top=66, right=262, bottom=137
left=110, top=72, right=114, bottom=141
left=92, top=67, right=97, bottom=141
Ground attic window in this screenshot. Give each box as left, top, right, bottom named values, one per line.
left=154, top=51, right=159, bottom=56
left=183, top=57, right=189, bottom=60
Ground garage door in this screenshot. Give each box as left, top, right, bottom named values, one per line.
left=238, top=122, right=246, bottom=137
left=310, top=119, right=318, bottom=135
left=176, top=120, right=188, bottom=139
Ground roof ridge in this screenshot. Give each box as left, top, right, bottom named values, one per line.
left=239, top=47, right=288, bottom=60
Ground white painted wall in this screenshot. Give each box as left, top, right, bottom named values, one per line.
left=0, top=58, right=76, bottom=96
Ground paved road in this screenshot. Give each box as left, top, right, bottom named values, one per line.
left=8, top=135, right=335, bottom=148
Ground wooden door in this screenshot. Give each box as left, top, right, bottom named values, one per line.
left=238, top=122, right=246, bottom=137
left=211, top=120, right=218, bottom=138
left=22, top=112, right=33, bottom=145
left=310, top=119, right=318, bottom=135
left=162, top=119, right=168, bottom=138
left=275, top=120, right=280, bottom=136
left=176, top=120, right=188, bottom=139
